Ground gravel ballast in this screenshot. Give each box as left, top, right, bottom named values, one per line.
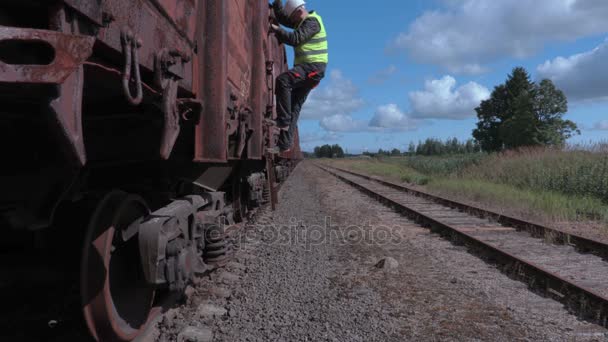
left=155, top=161, right=607, bottom=342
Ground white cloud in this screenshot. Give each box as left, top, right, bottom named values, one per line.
left=368, top=65, right=398, bottom=84
left=593, top=120, right=608, bottom=130
left=408, top=76, right=490, bottom=119
left=320, top=114, right=367, bottom=132
left=391, top=0, right=608, bottom=74
left=300, top=133, right=322, bottom=144
left=369, top=104, right=417, bottom=130
left=537, top=40, right=608, bottom=101
left=301, top=70, right=365, bottom=120
left=300, top=132, right=343, bottom=143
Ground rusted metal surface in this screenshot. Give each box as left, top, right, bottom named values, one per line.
left=193, top=0, right=295, bottom=162
left=1, top=1, right=302, bottom=339
left=63, top=0, right=103, bottom=26
left=138, top=195, right=208, bottom=290
left=97, top=0, right=195, bottom=91
left=120, top=29, right=144, bottom=106
left=194, top=0, right=228, bottom=162
left=266, top=153, right=278, bottom=211
left=247, top=0, right=266, bottom=160
left=320, top=165, right=608, bottom=328
left=0, top=27, right=95, bottom=84
left=46, top=7, right=89, bottom=165
left=81, top=191, right=156, bottom=342
left=50, top=65, right=87, bottom=165
left=154, top=0, right=198, bottom=42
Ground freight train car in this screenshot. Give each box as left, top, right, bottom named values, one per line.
left=0, top=1, right=300, bottom=341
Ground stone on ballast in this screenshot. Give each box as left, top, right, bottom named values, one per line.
left=197, top=303, right=228, bottom=318
left=375, top=257, right=399, bottom=270
left=177, top=326, right=213, bottom=342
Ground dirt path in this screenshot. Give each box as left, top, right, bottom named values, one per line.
left=155, top=161, right=607, bottom=342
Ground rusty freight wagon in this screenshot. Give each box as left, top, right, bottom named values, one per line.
left=0, top=1, right=301, bottom=341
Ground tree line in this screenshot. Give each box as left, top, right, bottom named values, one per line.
left=410, top=138, right=481, bottom=156
left=361, top=138, right=481, bottom=157
left=310, top=67, right=578, bottom=157
left=312, top=138, right=482, bottom=158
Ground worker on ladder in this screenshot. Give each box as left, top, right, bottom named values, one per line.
left=268, top=0, right=328, bottom=153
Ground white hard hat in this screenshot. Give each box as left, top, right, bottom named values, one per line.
left=285, top=0, right=306, bottom=17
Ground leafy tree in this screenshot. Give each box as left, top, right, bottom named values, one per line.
left=473, top=67, right=579, bottom=152
left=391, top=148, right=401, bottom=156
left=408, top=142, right=416, bottom=155
left=314, top=144, right=345, bottom=158
left=465, top=139, right=475, bottom=153
left=320, top=145, right=332, bottom=158
left=473, top=84, right=508, bottom=152
left=331, top=144, right=345, bottom=158
left=313, top=146, right=321, bottom=158
left=534, top=79, right=579, bottom=145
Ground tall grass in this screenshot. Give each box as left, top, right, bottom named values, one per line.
left=461, top=147, right=608, bottom=204
left=328, top=145, right=608, bottom=225
left=428, top=179, right=608, bottom=223
left=331, top=159, right=430, bottom=185
left=386, top=154, right=486, bottom=176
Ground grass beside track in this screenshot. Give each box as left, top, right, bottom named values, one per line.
left=325, top=147, right=608, bottom=228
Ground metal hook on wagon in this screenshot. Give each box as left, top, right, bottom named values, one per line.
left=121, top=28, right=143, bottom=106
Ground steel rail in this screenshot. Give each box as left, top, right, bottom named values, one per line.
left=317, top=164, right=608, bottom=328
left=322, top=164, right=608, bottom=261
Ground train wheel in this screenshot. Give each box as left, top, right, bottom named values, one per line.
left=80, top=191, right=156, bottom=342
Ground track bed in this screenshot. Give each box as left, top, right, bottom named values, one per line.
left=319, top=164, right=608, bottom=328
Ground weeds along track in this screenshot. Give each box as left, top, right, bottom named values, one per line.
left=318, top=164, right=608, bottom=328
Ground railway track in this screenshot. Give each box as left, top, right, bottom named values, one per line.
left=318, top=163, right=608, bottom=328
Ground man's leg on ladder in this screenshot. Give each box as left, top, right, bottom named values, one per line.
left=279, top=86, right=312, bottom=151
left=275, top=64, right=313, bottom=129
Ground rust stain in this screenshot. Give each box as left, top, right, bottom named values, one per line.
left=0, top=27, right=95, bottom=84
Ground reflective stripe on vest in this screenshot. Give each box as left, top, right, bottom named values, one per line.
left=294, top=12, right=328, bottom=65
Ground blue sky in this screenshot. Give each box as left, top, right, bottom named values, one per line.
left=286, top=0, right=608, bottom=153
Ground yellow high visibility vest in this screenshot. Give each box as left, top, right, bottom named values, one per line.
left=294, top=12, right=328, bottom=65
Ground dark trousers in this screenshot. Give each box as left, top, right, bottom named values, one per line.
left=275, top=63, right=324, bottom=149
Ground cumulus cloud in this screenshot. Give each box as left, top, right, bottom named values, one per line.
left=593, top=120, right=608, bottom=130
left=368, top=65, right=398, bottom=85
left=408, top=76, right=490, bottom=119
left=320, top=114, right=367, bottom=132
left=369, top=104, right=417, bottom=130
left=391, top=0, right=608, bottom=74
left=301, top=70, right=365, bottom=120
left=537, top=40, right=608, bottom=101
